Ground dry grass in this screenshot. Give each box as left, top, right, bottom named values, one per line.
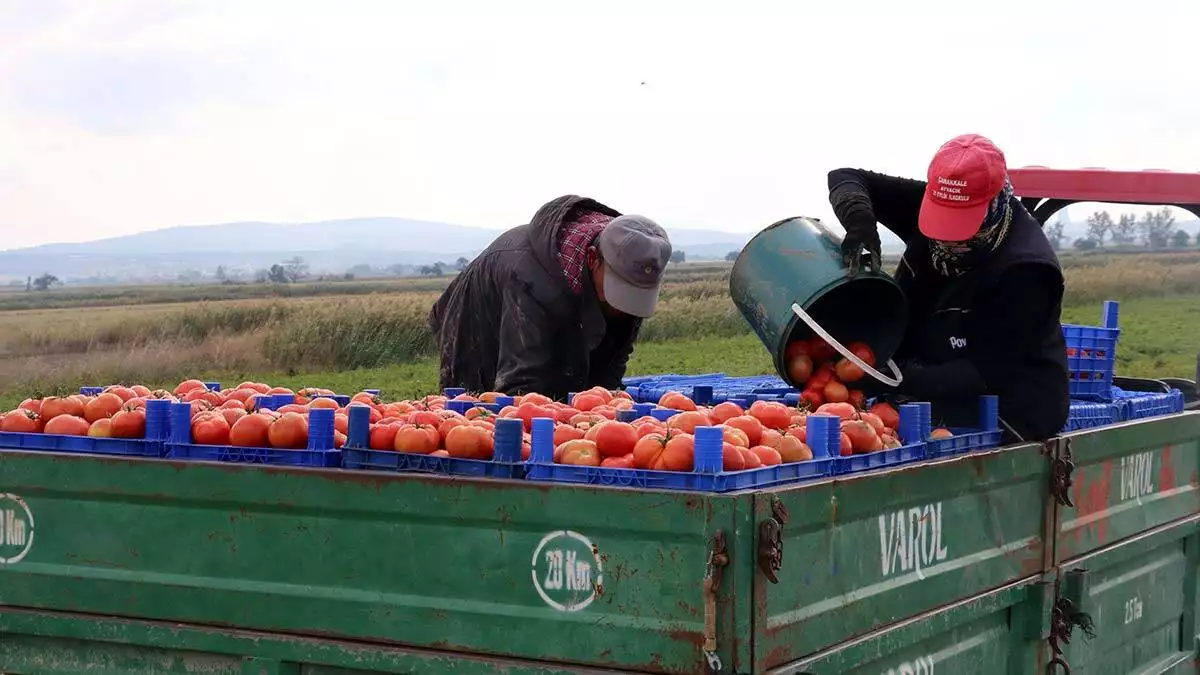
left=1, top=253, right=1198, bottom=398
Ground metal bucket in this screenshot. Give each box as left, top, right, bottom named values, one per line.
left=729, top=216, right=908, bottom=387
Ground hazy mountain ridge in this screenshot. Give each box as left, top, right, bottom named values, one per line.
left=0, top=217, right=758, bottom=284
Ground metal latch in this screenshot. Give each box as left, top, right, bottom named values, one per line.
left=703, top=530, right=729, bottom=672
left=1050, top=437, right=1076, bottom=507
left=1046, top=569, right=1095, bottom=674
left=757, top=497, right=789, bottom=583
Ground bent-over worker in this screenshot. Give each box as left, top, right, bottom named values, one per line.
left=828, top=133, right=1069, bottom=442
left=428, top=196, right=672, bottom=401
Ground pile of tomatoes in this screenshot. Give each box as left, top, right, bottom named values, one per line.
left=783, top=335, right=883, bottom=409
left=2, top=378, right=942, bottom=465
left=0, top=386, right=149, bottom=439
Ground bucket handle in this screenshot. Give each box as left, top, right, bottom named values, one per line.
left=790, top=303, right=903, bottom=388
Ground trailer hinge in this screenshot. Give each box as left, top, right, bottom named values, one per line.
left=1050, top=437, right=1076, bottom=507
left=1045, top=585, right=1096, bottom=674
left=703, top=529, right=729, bottom=673
left=757, top=497, right=789, bottom=584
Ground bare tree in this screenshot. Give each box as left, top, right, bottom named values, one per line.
left=1045, top=220, right=1065, bottom=250
left=1086, top=211, right=1113, bottom=247
left=32, top=273, right=59, bottom=291
left=1112, top=214, right=1138, bottom=245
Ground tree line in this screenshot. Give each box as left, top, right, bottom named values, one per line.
left=1045, top=207, right=1197, bottom=251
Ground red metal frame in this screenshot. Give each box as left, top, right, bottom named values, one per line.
left=1008, top=167, right=1200, bottom=224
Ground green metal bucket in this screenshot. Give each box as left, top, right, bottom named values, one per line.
left=729, top=216, right=909, bottom=387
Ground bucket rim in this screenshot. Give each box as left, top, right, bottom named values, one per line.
left=770, top=273, right=908, bottom=382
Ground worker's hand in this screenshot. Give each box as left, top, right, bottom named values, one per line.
left=839, top=213, right=881, bottom=275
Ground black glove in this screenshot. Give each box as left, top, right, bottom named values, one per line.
left=839, top=210, right=882, bottom=275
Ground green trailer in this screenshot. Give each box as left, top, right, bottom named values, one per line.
left=1, top=411, right=1198, bottom=674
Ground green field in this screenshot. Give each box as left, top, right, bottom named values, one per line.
left=0, top=255, right=1197, bottom=410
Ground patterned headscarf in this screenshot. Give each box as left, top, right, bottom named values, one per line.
left=929, top=176, right=1015, bottom=276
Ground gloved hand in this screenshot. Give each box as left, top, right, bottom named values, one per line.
left=839, top=211, right=881, bottom=275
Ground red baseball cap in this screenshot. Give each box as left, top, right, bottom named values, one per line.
left=919, top=134, right=1008, bottom=241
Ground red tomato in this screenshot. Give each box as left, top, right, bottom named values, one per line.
left=84, top=393, right=124, bottom=423
left=666, top=410, right=712, bottom=435
left=799, top=388, right=824, bottom=409
left=740, top=446, right=764, bottom=469
left=110, top=409, right=146, bottom=438
left=571, top=392, right=605, bottom=412
left=834, top=358, right=865, bottom=383
left=870, top=402, right=901, bottom=430
left=267, top=412, right=308, bottom=449
left=787, top=353, right=814, bottom=385
left=823, top=381, right=850, bottom=404
left=748, top=401, right=792, bottom=430
left=847, top=342, right=876, bottom=367
left=815, top=402, right=857, bottom=420
left=584, top=421, right=639, bottom=458
left=1, top=409, right=41, bottom=433
left=658, top=391, right=698, bottom=412
left=174, top=379, right=207, bottom=397
left=777, top=434, right=813, bottom=462
left=600, top=455, right=635, bottom=469
left=444, top=425, right=494, bottom=460
left=45, top=414, right=89, bottom=436
left=749, top=445, right=783, bottom=466
left=394, top=424, right=439, bottom=454
left=218, top=407, right=247, bottom=428
left=557, top=439, right=602, bottom=466
left=721, top=425, right=750, bottom=448
left=709, top=402, right=744, bottom=424
left=553, top=423, right=586, bottom=446
left=41, top=396, right=84, bottom=420
left=193, top=412, right=232, bottom=445
left=724, top=415, right=763, bottom=446
left=842, top=419, right=882, bottom=454
left=722, top=442, right=746, bottom=471
left=88, top=418, right=113, bottom=437
left=228, top=413, right=270, bottom=447
left=369, top=422, right=401, bottom=450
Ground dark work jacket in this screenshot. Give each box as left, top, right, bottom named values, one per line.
left=427, top=196, right=640, bottom=401
left=828, top=169, right=1069, bottom=442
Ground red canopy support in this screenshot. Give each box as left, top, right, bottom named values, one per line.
left=1008, top=167, right=1200, bottom=224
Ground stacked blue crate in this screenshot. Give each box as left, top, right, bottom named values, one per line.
left=1063, top=400, right=1119, bottom=433
left=1111, top=386, right=1185, bottom=422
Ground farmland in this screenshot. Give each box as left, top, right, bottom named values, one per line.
left=1, top=254, right=1198, bottom=409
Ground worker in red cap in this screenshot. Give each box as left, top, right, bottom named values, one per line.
left=828, top=133, right=1068, bottom=442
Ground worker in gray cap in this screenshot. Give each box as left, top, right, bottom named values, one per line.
left=428, top=196, right=673, bottom=400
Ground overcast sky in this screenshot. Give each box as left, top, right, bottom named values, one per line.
left=2, top=0, right=1198, bottom=250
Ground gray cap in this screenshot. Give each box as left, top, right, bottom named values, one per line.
left=596, top=215, right=672, bottom=318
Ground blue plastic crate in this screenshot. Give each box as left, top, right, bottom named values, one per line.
left=1113, top=388, right=1185, bottom=422
left=341, top=448, right=527, bottom=479
left=1063, top=400, right=1119, bottom=433
left=807, top=404, right=927, bottom=476
left=165, top=443, right=341, bottom=467
left=621, top=373, right=796, bottom=405
left=1062, top=301, right=1120, bottom=402
left=162, top=401, right=340, bottom=467
left=525, top=420, right=832, bottom=493
left=339, top=407, right=527, bottom=479
left=832, top=442, right=925, bottom=475
left=922, top=396, right=1004, bottom=459
left=0, top=432, right=166, bottom=458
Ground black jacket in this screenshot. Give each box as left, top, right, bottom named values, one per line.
left=428, top=196, right=640, bottom=401
left=828, top=169, right=1069, bottom=442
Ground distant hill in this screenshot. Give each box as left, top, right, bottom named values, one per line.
left=0, top=217, right=756, bottom=284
